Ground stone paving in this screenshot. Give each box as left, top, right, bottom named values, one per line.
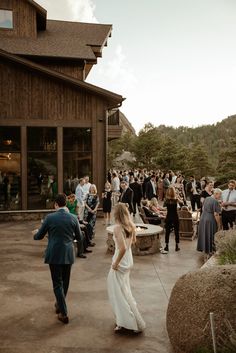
left=0, top=218, right=203, bottom=353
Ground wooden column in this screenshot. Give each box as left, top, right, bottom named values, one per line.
left=21, top=126, right=27, bottom=210
left=105, top=109, right=109, bottom=183
left=57, top=127, right=63, bottom=193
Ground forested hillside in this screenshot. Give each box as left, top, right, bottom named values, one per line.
left=108, top=115, right=236, bottom=183
left=156, top=115, right=236, bottom=165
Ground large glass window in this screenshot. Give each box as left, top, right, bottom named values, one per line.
left=0, top=10, right=13, bottom=29
left=63, top=128, right=92, bottom=194
left=27, top=128, right=57, bottom=209
left=0, top=127, right=21, bottom=210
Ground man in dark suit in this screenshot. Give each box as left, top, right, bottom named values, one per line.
left=186, top=175, right=201, bottom=212
left=119, top=180, right=134, bottom=214
left=129, top=177, right=143, bottom=215
left=146, top=174, right=157, bottom=200
left=33, top=193, right=83, bottom=324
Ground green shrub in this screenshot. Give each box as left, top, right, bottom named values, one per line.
left=215, top=230, right=236, bottom=265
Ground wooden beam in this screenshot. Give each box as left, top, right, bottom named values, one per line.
left=57, top=127, right=63, bottom=194
left=21, top=126, right=27, bottom=210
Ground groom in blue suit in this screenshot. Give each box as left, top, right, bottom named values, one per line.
left=34, top=193, right=83, bottom=324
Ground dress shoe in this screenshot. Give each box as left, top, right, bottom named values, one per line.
left=164, top=245, right=169, bottom=252
left=55, top=303, right=60, bottom=314
left=58, top=313, right=69, bottom=324
left=84, top=249, right=92, bottom=253
left=77, top=254, right=87, bottom=258
left=88, top=242, right=96, bottom=247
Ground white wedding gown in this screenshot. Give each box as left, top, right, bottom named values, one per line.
left=107, top=233, right=146, bottom=331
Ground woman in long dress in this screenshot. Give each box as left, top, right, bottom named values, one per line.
left=197, top=188, right=222, bottom=258
left=107, top=203, right=146, bottom=333
left=84, top=184, right=99, bottom=241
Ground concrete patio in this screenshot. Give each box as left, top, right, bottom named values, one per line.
left=0, top=218, right=203, bottom=353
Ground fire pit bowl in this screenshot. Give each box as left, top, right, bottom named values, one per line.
left=106, top=223, right=163, bottom=256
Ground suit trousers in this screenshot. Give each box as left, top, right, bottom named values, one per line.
left=222, top=210, right=236, bottom=230
left=190, top=194, right=201, bottom=211
left=49, top=264, right=72, bottom=316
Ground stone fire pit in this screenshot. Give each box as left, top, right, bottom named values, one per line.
left=106, top=223, right=163, bottom=256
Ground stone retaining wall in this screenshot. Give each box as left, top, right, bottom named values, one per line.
left=0, top=208, right=104, bottom=222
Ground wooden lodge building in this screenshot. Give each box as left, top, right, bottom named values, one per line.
left=0, top=0, right=129, bottom=212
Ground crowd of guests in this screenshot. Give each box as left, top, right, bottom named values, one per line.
left=62, top=169, right=236, bottom=259
left=33, top=169, right=236, bottom=325
left=107, top=169, right=236, bottom=257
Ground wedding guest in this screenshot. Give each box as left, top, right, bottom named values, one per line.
left=221, top=180, right=236, bottom=230
left=141, top=200, right=162, bottom=225
left=107, top=203, right=146, bottom=333
left=75, top=178, right=85, bottom=220
left=84, top=184, right=99, bottom=241
left=197, top=188, right=222, bottom=259
left=82, top=175, right=91, bottom=200
left=157, top=175, right=164, bottom=201
left=186, top=175, right=201, bottom=212
left=174, top=175, right=186, bottom=206
left=66, top=194, right=91, bottom=258
left=149, top=197, right=166, bottom=219
left=169, top=170, right=177, bottom=185
left=102, top=181, right=112, bottom=225
left=111, top=172, right=120, bottom=206
left=129, top=177, right=143, bottom=216
left=33, top=193, right=83, bottom=324
left=66, top=193, right=78, bottom=216
left=163, top=172, right=170, bottom=198
left=146, top=174, right=157, bottom=200
left=119, top=180, right=134, bottom=214
left=163, top=186, right=180, bottom=252
left=200, top=181, right=214, bottom=212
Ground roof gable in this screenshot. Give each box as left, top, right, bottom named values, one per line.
left=0, top=49, right=124, bottom=105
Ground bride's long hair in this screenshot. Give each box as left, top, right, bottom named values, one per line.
left=114, top=203, right=136, bottom=239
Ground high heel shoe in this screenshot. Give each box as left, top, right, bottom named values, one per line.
left=114, top=325, right=122, bottom=332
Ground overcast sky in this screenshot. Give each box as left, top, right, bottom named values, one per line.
left=37, top=0, right=236, bottom=132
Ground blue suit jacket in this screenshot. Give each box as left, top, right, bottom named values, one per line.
left=34, top=208, right=82, bottom=264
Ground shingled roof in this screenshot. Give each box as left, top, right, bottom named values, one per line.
left=0, top=20, right=112, bottom=61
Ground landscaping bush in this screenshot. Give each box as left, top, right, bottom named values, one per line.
left=215, top=229, right=236, bottom=265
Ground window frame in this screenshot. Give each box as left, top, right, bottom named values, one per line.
left=0, top=8, right=14, bottom=30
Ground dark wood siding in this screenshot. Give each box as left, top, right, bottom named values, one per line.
left=0, top=58, right=108, bottom=197
left=0, top=60, right=103, bottom=122
left=42, top=63, right=84, bottom=80
left=0, top=0, right=37, bottom=38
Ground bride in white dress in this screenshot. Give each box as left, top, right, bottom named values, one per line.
left=107, top=203, right=146, bottom=333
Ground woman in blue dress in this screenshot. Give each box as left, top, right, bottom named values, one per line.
left=197, top=188, right=222, bottom=258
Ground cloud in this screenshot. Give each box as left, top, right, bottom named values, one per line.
left=91, top=44, right=137, bottom=95
left=36, top=0, right=98, bottom=23
left=68, top=0, right=98, bottom=23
